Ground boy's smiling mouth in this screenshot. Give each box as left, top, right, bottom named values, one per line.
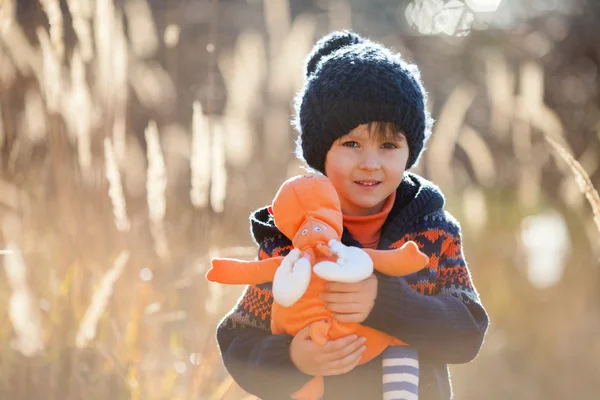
left=355, top=179, right=381, bottom=187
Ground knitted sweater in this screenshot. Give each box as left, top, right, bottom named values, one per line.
left=216, top=173, right=489, bottom=400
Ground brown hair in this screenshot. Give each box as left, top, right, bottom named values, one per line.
left=367, top=121, right=406, bottom=142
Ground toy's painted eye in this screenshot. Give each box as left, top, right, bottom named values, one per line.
left=301, top=228, right=308, bottom=235
left=313, top=226, right=323, bottom=232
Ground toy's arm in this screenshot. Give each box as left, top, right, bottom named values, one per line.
left=312, top=240, right=429, bottom=282
left=206, top=256, right=284, bottom=284
left=363, top=241, right=429, bottom=277
left=273, top=249, right=312, bottom=307
left=313, top=240, right=373, bottom=283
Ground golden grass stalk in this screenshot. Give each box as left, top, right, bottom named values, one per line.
left=124, top=0, right=158, bottom=59
left=218, top=32, right=264, bottom=168
left=66, top=0, right=94, bottom=62
left=150, top=223, right=170, bottom=260
left=36, top=26, right=62, bottom=113
left=0, top=45, right=17, bottom=87
left=145, top=120, right=170, bottom=260
left=145, top=121, right=166, bottom=223
left=9, top=290, right=44, bottom=357
left=484, top=51, right=514, bottom=139
left=190, top=101, right=211, bottom=208
left=262, top=15, right=314, bottom=167
left=518, top=62, right=566, bottom=148
left=22, top=88, right=46, bottom=142
left=104, top=137, right=131, bottom=232
left=0, top=0, right=16, bottom=29
left=129, top=61, right=176, bottom=111
left=2, top=213, right=43, bottom=357
left=163, top=24, right=180, bottom=48
left=69, top=49, right=92, bottom=171
left=112, top=12, right=129, bottom=163
left=210, top=120, right=227, bottom=213
left=545, top=136, right=600, bottom=236
left=283, top=15, right=316, bottom=93
left=75, top=250, right=130, bottom=348
left=263, top=0, right=291, bottom=48
left=0, top=105, right=4, bottom=151
left=2, top=241, right=44, bottom=357
left=461, top=185, right=487, bottom=235
left=94, top=0, right=115, bottom=102
left=0, top=180, right=24, bottom=211
left=123, top=281, right=153, bottom=400
left=0, top=16, right=43, bottom=81
left=205, top=280, right=223, bottom=315
left=457, top=125, right=496, bottom=187
left=209, top=375, right=234, bottom=400
left=267, top=14, right=315, bottom=100
left=426, top=83, right=476, bottom=189
left=39, top=0, right=64, bottom=61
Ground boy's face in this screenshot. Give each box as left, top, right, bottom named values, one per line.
left=324, top=123, right=409, bottom=216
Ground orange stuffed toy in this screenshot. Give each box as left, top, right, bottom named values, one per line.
left=206, top=174, right=429, bottom=400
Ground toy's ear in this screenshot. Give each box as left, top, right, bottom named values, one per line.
left=267, top=206, right=274, bottom=216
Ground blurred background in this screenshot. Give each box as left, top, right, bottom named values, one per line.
left=1, top=0, right=599, bottom=399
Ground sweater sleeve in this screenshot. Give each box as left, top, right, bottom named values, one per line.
left=215, top=240, right=312, bottom=399
left=363, top=219, right=489, bottom=364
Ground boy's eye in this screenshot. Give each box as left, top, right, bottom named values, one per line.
left=341, top=141, right=359, bottom=148
left=382, top=142, right=399, bottom=149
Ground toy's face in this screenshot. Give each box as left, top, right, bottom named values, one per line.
left=292, top=217, right=337, bottom=250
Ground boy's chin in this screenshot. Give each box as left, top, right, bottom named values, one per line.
left=346, top=199, right=387, bottom=215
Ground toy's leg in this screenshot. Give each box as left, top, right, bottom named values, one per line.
left=290, top=321, right=330, bottom=400
left=312, top=240, right=373, bottom=283
left=382, top=346, right=419, bottom=400
left=291, top=376, right=324, bottom=400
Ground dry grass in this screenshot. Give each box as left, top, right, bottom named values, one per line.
left=0, top=0, right=312, bottom=398
left=0, top=0, right=599, bottom=399
left=75, top=250, right=130, bottom=348
left=545, top=136, right=600, bottom=238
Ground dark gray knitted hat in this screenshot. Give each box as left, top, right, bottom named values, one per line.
left=292, top=31, right=433, bottom=174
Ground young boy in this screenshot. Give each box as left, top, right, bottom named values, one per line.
left=215, top=31, right=489, bottom=399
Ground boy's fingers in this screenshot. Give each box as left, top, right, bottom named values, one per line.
left=325, top=336, right=365, bottom=362
left=326, top=302, right=361, bottom=314
left=332, top=312, right=363, bottom=323
left=321, top=292, right=354, bottom=303
left=323, top=346, right=365, bottom=376
left=323, top=334, right=358, bottom=353
left=326, top=282, right=360, bottom=293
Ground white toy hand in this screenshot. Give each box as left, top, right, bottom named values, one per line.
left=313, top=240, right=374, bottom=283
left=273, top=249, right=312, bottom=307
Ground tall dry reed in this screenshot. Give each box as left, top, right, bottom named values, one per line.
left=545, top=136, right=600, bottom=238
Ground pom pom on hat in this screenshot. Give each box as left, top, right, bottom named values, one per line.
left=305, top=31, right=365, bottom=78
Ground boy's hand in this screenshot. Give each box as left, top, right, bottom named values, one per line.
left=322, top=274, right=378, bottom=323
left=290, top=325, right=366, bottom=376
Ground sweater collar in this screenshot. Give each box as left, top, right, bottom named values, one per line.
left=377, top=172, right=445, bottom=249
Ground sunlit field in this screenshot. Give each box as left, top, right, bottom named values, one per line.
left=1, top=0, right=599, bottom=399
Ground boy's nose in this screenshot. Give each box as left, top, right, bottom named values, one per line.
left=359, top=150, right=381, bottom=170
